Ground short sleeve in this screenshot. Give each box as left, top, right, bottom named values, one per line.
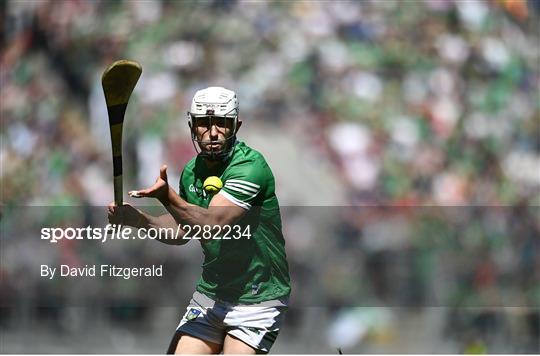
left=219, top=160, right=267, bottom=210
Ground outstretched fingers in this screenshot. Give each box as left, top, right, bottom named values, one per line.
left=160, top=164, right=168, bottom=182
left=128, top=189, right=148, bottom=198
left=129, top=181, right=162, bottom=198
left=128, top=164, right=169, bottom=199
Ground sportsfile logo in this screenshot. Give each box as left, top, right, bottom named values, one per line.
left=41, top=224, right=130, bottom=243
left=41, top=224, right=180, bottom=243
left=41, top=224, right=252, bottom=243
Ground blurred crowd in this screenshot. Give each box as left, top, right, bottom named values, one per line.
left=1, top=0, right=539, bottom=353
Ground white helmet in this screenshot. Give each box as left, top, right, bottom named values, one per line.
left=187, top=86, right=239, bottom=160
left=189, top=86, right=238, bottom=118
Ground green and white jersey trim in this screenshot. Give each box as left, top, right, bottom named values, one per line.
left=223, top=179, right=261, bottom=201
left=219, top=190, right=251, bottom=210
left=227, top=179, right=261, bottom=190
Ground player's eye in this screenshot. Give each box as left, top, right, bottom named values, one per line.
left=194, top=117, right=211, bottom=128
left=212, top=117, right=226, bottom=128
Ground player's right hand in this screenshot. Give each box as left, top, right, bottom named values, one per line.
left=128, top=165, right=170, bottom=203
left=107, top=202, right=146, bottom=228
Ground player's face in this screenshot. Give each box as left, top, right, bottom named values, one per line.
left=193, top=116, right=235, bottom=153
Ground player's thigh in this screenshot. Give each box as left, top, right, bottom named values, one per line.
left=175, top=334, right=222, bottom=354
left=222, top=334, right=257, bottom=355
left=224, top=303, right=287, bottom=353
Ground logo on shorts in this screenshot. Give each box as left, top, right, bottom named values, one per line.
left=251, top=283, right=261, bottom=295
left=246, top=327, right=261, bottom=335
left=186, top=308, right=201, bottom=321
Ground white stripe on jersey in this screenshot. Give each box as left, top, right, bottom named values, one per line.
left=227, top=179, right=260, bottom=189
left=224, top=184, right=258, bottom=198
left=225, top=182, right=259, bottom=194
left=219, top=190, right=251, bottom=210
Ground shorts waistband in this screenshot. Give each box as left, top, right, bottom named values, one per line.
left=193, top=291, right=289, bottom=308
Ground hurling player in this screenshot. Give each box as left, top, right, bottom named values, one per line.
left=108, top=87, right=291, bottom=354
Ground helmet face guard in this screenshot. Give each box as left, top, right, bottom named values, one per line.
left=188, top=110, right=238, bottom=161
left=187, top=87, right=239, bottom=162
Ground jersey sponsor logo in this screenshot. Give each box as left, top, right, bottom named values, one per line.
left=189, top=183, right=209, bottom=199
left=186, top=308, right=201, bottom=321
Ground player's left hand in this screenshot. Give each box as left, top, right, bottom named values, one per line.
left=108, top=202, right=146, bottom=228
left=129, top=165, right=170, bottom=203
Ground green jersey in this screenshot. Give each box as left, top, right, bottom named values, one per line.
left=179, top=141, right=291, bottom=303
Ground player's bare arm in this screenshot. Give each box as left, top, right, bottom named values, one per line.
left=128, top=165, right=247, bottom=231
left=107, top=203, right=188, bottom=245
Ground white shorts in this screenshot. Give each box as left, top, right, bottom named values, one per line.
left=176, top=291, right=289, bottom=353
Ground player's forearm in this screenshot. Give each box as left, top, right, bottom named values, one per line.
left=142, top=212, right=188, bottom=245
left=160, top=186, right=217, bottom=227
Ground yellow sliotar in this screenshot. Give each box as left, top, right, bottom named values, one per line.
left=203, top=176, right=223, bottom=194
